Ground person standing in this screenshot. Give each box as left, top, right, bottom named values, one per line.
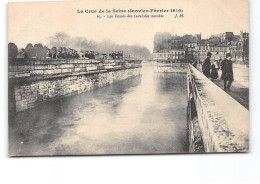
left=218, top=58, right=222, bottom=69
left=192, top=59, right=198, bottom=68
left=202, top=52, right=212, bottom=78
left=221, top=53, right=234, bottom=91
left=210, top=59, right=219, bottom=81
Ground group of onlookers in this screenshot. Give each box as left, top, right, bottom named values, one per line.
left=109, top=51, right=124, bottom=60
left=202, top=52, right=234, bottom=91
left=82, top=51, right=124, bottom=60
left=47, top=47, right=79, bottom=59
left=84, top=51, right=96, bottom=59
left=14, top=43, right=124, bottom=60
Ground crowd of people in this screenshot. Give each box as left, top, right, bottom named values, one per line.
left=47, top=47, right=79, bottom=59
left=109, top=51, right=124, bottom=60
left=13, top=42, right=125, bottom=60
left=82, top=51, right=123, bottom=60
left=201, top=52, right=234, bottom=91
left=83, top=51, right=96, bottom=59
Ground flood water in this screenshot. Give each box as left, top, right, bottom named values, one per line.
left=9, top=63, right=188, bottom=156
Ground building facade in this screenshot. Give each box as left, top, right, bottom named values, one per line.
left=153, top=32, right=186, bottom=62
left=152, top=31, right=249, bottom=63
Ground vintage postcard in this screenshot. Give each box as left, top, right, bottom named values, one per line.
left=8, top=0, right=249, bottom=156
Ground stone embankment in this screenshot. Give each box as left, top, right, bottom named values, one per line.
left=9, top=59, right=142, bottom=112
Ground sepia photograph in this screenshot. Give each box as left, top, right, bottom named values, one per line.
left=8, top=0, right=249, bottom=156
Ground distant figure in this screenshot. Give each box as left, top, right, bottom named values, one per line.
left=46, top=49, right=52, bottom=58
left=192, top=60, right=197, bottom=68
left=111, top=51, right=115, bottom=59
left=221, top=53, right=234, bottom=91
left=119, top=51, right=123, bottom=60
left=218, top=58, right=222, bottom=69
left=210, top=60, right=219, bottom=81
left=85, top=51, right=89, bottom=58
left=202, top=52, right=212, bottom=78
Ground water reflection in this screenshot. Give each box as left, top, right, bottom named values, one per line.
left=9, top=63, right=188, bottom=156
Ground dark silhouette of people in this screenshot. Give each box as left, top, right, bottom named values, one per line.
left=85, top=51, right=89, bottom=58
left=210, top=60, right=219, bottom=81
left=192, top=59, right=197, bottom=68
left=109, top=51, right=123, bottom=60
left=13, top=43, right=124, bottom=61
left=221, top=53, right=234, bottom=91
left=202, top=52, right=212, bottom=78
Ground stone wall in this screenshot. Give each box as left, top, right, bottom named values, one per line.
left=187, top=95, right=205, bottom=153
left=187, top=64, right=249, bottom=153
left=8, top=59, right=125, bottom=79
left=8, top=59, right=142, bottom=112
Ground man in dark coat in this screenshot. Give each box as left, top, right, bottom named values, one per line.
left=221, top=53, right=234, bottom=91
left=202, top=52, right=212, bottom=78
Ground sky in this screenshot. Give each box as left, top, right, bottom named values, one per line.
left=8, top=0, right=249, bottom=52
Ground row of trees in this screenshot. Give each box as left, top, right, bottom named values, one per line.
left=8, top=42, right=50, bottom=59
left=8, top=43, right=18, bottom=59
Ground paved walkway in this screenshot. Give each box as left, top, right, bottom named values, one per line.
left=197, top=64, right=249, bottom=110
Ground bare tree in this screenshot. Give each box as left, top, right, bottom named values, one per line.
left=49, top=32, right=70, bottom=47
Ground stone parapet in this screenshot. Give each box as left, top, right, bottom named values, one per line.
left=187, top=64, right=249, bottom=152
left=8, top=59, right=132, bottom=79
